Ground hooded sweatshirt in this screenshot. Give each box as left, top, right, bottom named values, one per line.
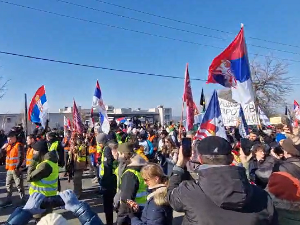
left=167, top=165, right=278, bottom=225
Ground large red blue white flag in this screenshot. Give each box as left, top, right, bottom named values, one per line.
left=294, top=100, right=300, bottom=120
left=195, top=90, right=227, bottom=140
left=92, top=80, right=110, bottom=134
left=207, top=26, right=254, bottom=105
left=28, top=85, right=48, bottom=127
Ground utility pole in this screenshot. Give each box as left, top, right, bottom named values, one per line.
left=24, top=93, right=28, bottom=137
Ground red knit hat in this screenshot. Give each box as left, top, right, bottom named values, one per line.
left=268, top=172, right=300, bottom=201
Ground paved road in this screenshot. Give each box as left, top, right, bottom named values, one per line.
left=0, top=166, right=183, bottom=224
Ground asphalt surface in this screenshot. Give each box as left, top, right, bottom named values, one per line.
left=0, top=166, right=183, bottom=224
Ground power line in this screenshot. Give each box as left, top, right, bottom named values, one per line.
left=1, top=1, right=300, bottom=64
left=54, top=0, right=300, bottom=56
left=54, top=0, right=225, bottom=41
left=2, top=0, right=300, bottom=60
left=93, top=0, right=300, bottom=49
left=0, top=50, right=207, bottom=81
left=0, top=1, right=223, bottom=49
left=2, top=50, right=300, bottom=86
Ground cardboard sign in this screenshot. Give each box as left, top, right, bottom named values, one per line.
left=218, top=98, right=258, bottom=126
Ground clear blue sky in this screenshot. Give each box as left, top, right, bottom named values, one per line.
left=0, top=0, right=299, bottom=115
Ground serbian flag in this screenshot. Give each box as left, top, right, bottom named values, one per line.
left=207, top=26, right=254, bottom=105
left=294, top=100, right=300, bottom=120
left=64, top=116, right=72, bottom=130
left=64, top=116, right=68, bottom=130
left=28, top=85, right=48, bottom=127
left=92, top=80, right=110, bottom=134
left=195, top=90, right=227, bottom=140
left=183, top=64, right=195, bottom=131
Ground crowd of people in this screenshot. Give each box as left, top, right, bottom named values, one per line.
left=1, top=118, right=300, bottom=224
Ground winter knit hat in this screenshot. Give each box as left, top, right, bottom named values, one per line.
left=32, top=140, right=49, bottom=155
left=96, top=133, right=108, bottom=144
left=275, top=133, right=287, bottom=143
left=268, top=172, right=300, bottom=201
left=118, top=143, right=135, bottom=154
left=37, top=213, right=68, bottom=225
left=282, top=138, right=300, bottom=156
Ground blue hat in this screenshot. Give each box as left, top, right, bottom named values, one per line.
left=276, top=133, right=287, bottom=143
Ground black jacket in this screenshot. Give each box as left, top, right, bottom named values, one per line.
left=117, top=154, right=147, bottom=225
left=255, top=155, right=279, bottom=187
left=273, top=157, right=300, bottom=179
left=167, top=165, right=278, bottom=225
left=101, top=146, right=117, bottom=189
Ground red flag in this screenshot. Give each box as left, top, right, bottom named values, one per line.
left=294, top=120, right=299, bottom=128
left=67, top=118, right=72, bottom=130
left=73, top=100, right=84, bottom=134
left=183, top=64, right=194, bottom=131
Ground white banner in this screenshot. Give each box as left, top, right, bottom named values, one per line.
left=218, top=98, right=258, bottom=126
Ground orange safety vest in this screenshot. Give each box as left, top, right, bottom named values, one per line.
left=89, top=145, right=96, bottom=154
left=63, top=137, right=70, bottom=152
left=6, top=143, right=21, bottom=171
left=26, top=147, right=34, bottom=166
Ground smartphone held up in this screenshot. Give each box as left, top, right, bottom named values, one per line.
left=181, top=137, right=192, bottom=157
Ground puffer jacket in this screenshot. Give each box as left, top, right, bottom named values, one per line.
left=167, top=165, right=278, bottom=225
left=6, top=201, right=103, bottom=225
left=131, top=184, right=173, bottom=225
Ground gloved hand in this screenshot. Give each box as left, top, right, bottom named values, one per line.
left=23, top=192, right=46, bottom=215
left=59, top=190, right=81, bottom=212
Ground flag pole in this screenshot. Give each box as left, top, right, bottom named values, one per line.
left=241, top=22, right=262, bottom=129
left=24, top=93, right=28, bottom=137
left=179, top=100, right=185, bottom=139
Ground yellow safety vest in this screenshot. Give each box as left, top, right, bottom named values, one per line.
left=48, top=141, right=59, bottom=151
left=114, top=166, right=121, bottom=191
left=121, top=169, right=147, bottom=206
left=96, top=145, right=102, bottom=154
left=29, top=160, right=59, bottom=197
left=77, top=145, right=87, bottom=162
left=100, top=148, right=118, bottom=177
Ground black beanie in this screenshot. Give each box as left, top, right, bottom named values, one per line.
left=32, top=140, right=48, bottom=155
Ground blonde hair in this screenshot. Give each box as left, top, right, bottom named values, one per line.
left=141, top=163, right=168, bottom=184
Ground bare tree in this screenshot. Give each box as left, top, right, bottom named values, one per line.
left=251, top=56, right=293, bottom=116
left=218, top=56, right=293, bottom=117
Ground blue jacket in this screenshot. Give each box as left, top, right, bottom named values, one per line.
left=6, top=202, right=103, bottom=225
left=131, top=185, right=173, bottom=225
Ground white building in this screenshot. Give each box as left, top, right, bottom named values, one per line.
left=0, top=105, right=172, bottom=134
left=59, top=105, right=172, bottom=125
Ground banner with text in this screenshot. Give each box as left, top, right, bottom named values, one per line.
left=219, top=98, right=258, bottom=126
